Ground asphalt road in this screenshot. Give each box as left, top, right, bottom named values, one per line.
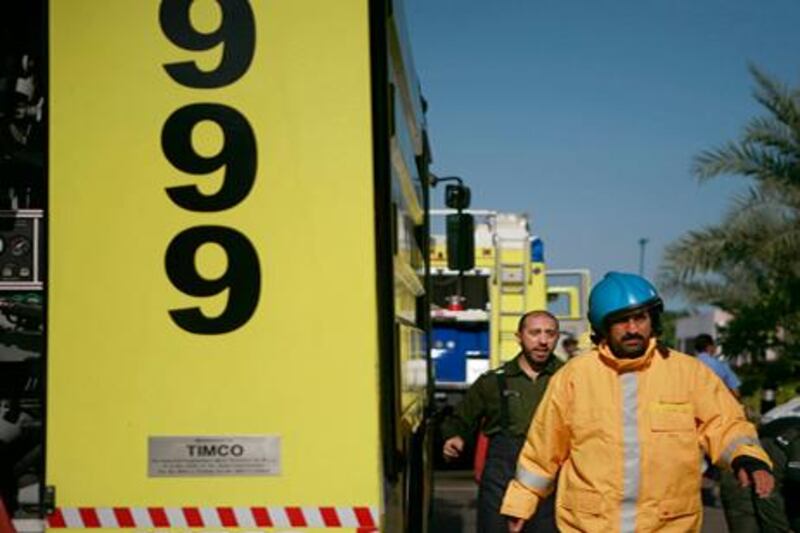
left=432, top=470, right=729, bottom=532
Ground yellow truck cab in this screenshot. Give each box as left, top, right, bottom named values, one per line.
left=546, top=269, right=592, bottom=359
left=0, top=1, right=439, bottom=532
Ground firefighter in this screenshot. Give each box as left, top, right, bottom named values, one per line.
left=441, top=310, right=562, bottom=532
left=501, top=272, right=774, bottom=532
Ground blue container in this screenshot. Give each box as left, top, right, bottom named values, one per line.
left=530, top=237, right=544, bottom=262
left=432, top=325, right=489, bottom=383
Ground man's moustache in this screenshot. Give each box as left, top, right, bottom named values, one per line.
left=622, top=333, right=644, bottom=342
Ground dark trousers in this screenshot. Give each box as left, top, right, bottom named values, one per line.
left=477, top=435, right=557, bottom=533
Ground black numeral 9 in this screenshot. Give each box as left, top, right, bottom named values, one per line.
left=162, top=103, right=256, bottom=212
left=160, top=0, right=255, bottom=88
left=165, top=226, right=260, bottom=334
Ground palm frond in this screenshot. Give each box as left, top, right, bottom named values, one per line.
left=693, top=142, right=795, bottom=184
left=758, top=178, right=800, bottom=209
left=743, top=116, right=800, bottom=160
left=661, top=227, right=733, bottom=278
left=749, top=64, right=800, bottom=135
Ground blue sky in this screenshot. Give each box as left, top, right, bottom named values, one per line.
left=404, top=0, right=800, bottom=309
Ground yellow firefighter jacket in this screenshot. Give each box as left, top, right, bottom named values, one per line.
left=500, top=338, right=771, bottom=532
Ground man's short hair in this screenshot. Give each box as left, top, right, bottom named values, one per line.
left=517, top=310, right=559, bottom=332
left=694, top=333, right=715, bottom=353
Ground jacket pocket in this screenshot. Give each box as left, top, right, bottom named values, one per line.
left=657, top=496, right=700, bottom=520
left=562, top=489, right=603, bottom=516
left=650, top=408, right=694, bottom=432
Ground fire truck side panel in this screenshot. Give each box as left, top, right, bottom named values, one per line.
left=389, top=70, right=427, bottom=434
left=381, top=0, right=433, bottom=528
left=49, top=0, right=385, bottom=521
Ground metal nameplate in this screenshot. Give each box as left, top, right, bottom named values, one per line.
left=148, top=435, right=281, bottom=477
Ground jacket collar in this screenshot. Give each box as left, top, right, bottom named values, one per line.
left=597, top=337, right=658, bottom=373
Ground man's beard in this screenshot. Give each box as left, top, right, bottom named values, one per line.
left=523, top=348, right=549, bottom=369
left=608, top=333, right=648, bottom=359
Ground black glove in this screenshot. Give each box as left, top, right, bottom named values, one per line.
left=731, top=455, right=771, bottom=477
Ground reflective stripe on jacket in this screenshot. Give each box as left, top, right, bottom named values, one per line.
left=501, top=338, right=771, bottom=532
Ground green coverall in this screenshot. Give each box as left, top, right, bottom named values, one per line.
left=721, top=416, right=800, bottom=532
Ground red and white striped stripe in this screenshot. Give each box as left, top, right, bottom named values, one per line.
left=46, top=506, right=379, bottom=529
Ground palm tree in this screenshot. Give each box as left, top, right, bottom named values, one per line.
left=660, top=66, right=800, bottom=360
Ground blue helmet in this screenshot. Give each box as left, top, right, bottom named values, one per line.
left=588, top=272, right=663, bottom=333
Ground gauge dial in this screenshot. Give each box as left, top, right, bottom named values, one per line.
left=9, top=236, right=30, bottom=257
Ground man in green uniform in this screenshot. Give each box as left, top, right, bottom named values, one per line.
left=441, top=310, right=562, bottom=533
left=721, top=414, right=800, bottom=532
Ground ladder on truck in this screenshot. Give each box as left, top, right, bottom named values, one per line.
left=493, top=215, right=531, bottom=366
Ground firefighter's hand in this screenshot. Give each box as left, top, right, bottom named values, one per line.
left=732, top=456, right=774, bottom=498
left=442, top=436, right=464, bottom=461
left=737, top=467, right=775, bottom=498
left=507, top=517, right=526, bottom=532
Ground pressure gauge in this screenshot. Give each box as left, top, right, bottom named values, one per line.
left=10, top=236, right=30, bottom=257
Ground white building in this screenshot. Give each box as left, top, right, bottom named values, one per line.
left=675, top=307, right=779, bottom=365
left=674, top=307, right=733, bottom=355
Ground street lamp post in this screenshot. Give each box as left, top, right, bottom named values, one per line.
left=638, top=238, right=649, bottom=276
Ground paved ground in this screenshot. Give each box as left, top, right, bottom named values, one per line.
left=432, top=470, right=729, bottom=532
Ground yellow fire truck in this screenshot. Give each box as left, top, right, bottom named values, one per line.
left=12, top=1, right=443, bottom=532
left=429, top=211, right=547, bottom=394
